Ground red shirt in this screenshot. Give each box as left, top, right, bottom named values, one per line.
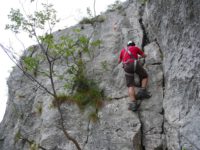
left=119, top=46, right=144, bottom=63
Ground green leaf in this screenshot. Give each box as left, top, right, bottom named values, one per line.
left=6, top=9, right=24, bottom=33
left=79, top=36, right=89, bottom=44
left=91, top=39, right=101, bottom=47
left=14, top=130, right=21, bottom=143
left=23, top=56, right=38, bottom=71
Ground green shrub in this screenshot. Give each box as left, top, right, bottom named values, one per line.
left=106, top=0, right=123, bottom=12
left=52, top=94, right=74, bottom=107
left=14, top=130, right=21, bottom=143
left=35, top=103, right=43, bottom=115
left=73, top=79, right=104, bottom=110
left=52, top=76, right=104, bottom=120
left=139, top=0, right=148, bottom=4
left=79, top=15, right=105, bottom=25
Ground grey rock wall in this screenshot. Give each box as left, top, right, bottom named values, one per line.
left=143, top=0, right=200, bottom=150
left=0, top=0, right=199, bottom=150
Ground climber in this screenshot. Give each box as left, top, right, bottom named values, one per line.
left=118, top=40, right=151, bottom=111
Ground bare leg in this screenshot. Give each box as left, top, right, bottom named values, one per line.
left=128, top=86, right=136, bottom=101
left=141, top=77, right=148, bottom=89
left=128, top=86, right=138, bottom=111
left=138, top=77, right=151, bottom=99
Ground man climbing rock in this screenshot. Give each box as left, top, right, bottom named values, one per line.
left=118, top=40, right=151, bottom=111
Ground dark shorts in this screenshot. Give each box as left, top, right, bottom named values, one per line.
left=123, top=61, right=148, bottom=87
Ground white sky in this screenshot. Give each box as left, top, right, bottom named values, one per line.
left=0, top=0, right=126, bottom=122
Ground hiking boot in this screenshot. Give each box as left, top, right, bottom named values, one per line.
left=136, top=89, right=152, bottom=100
left=128, top=101, right=138, bottom=112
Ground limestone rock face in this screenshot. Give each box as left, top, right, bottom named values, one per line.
left=0, top=0, right=199, bottom=150
left=143, top=0, right=200, bottom=149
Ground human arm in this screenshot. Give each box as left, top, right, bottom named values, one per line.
left=118, top=57, right=122, bottom=64
left=141, top=53, right=147, bottom=58
left=137, top=47, right=147, bottom=58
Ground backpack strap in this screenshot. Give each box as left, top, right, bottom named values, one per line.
left=124, top=47, right=137, bottom=60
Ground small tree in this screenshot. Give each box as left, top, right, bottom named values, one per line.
left=2, top=1, right=104, bottom=150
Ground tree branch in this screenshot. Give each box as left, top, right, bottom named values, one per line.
left=0, top=43, right=55, bottom=97
left=57, top=105, right=82, bottom=150
left=82, top=119, right=91, bottom=150
left=93, top=0, right=96, bottom=17
left=32, top=29, right=57, bottom=97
